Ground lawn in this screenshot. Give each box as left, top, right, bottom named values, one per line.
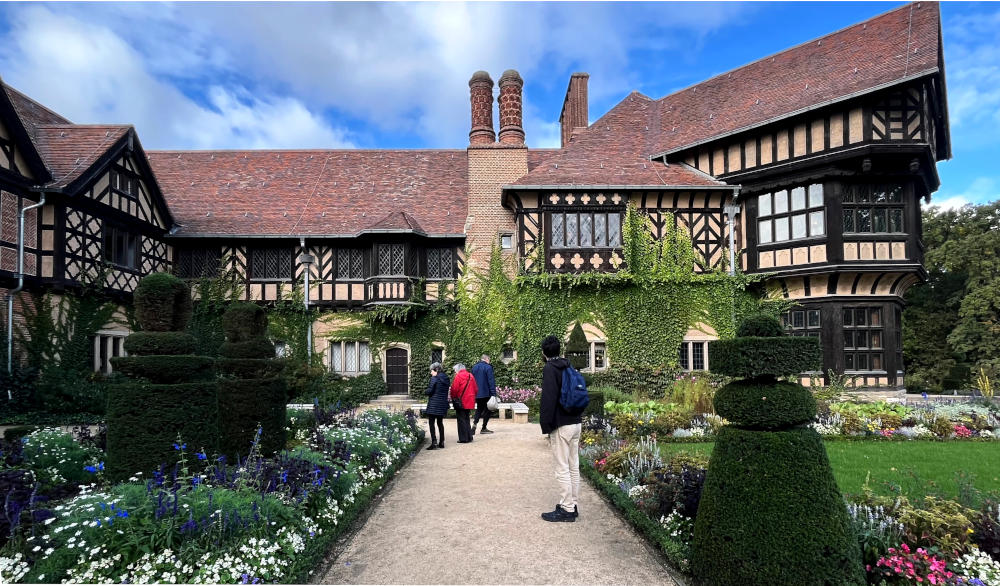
left=658, top=440, right=1000, bottom=503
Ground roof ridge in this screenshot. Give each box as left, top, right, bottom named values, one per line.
left=37, top=123, right=131, bottom=129
left=147, top=148, right=468, bottom=154
left=2, top=82, right=73, bottom=125
left=653, top=2, right=922, bottom=105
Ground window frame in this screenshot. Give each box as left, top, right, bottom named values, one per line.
left=548, top=210, right=623, bottom=250
left=843, top=306, right=886, bottom=373
left=102, top=224, right=139, bottom=270
left=426, top=247, right=454, bottom=280
left=175, top=247, right=221, bottom=279
left=678, top=339, right=710, bottom=372
left=376, top=243, right=406, bottom=276
left=329, top=340, right=371, bottom=376
left=756, top=183, right=826, bottom=246
left=109, top=165, right=139, bottom=200
left=336, top=248, right=365, bottom=280
left=249, top=246, right=294, bottom=281
left=842, top=184, right=907, bottom=235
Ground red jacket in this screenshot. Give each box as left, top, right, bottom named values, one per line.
left=449, top=369, right=478, bottom=409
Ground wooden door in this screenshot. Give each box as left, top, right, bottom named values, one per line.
left=386, top=348, right=409, bottom=394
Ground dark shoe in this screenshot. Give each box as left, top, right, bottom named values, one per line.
left=480, top=429, right=494, bottom=434
left=426, top=444, right=438, bottom=451
left=438, top=442, right=444, bottom=448
left=541, top=506, right=576, bottom=523
left=554, top=504, right=579, bottom=518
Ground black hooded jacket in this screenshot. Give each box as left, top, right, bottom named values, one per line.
left=539, top=357, right=583, bottom=435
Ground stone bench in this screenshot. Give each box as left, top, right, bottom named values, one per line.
left=512, top=402, right=529, bottom=424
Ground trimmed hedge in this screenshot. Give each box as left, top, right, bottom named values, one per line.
left=709, top=337, right=820, bottom=379
left=106, top=382, right=219, bottom=480
left=123, top=332, right=197, bottom=356
left=219, top=339, right=276, bottom=360
left=583, top=390, right=605, bottom=417
left=712, top=379, right=817, bottom=429
left=111, top=356, right=215, bottom=383
left=133, top=273, right=192, bottom=332
left=736, top=313, right=784, bottom=338
left=690, top=426, right=864, bottom=585
left=216, top=358, right=286, bottom=380
left=217, top=377, right=287, bottom=458
left=221, top=303, right=268, bottom=342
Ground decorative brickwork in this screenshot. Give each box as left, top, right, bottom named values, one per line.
left=559, top=73, right=589, bottom=147
left=498, top=70, right=525, bottom=145
left=467, top=145, right=525, bottom=274
left=468, top=71, right=495, bottom=146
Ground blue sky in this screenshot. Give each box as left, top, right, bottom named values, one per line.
left=0, top=2, right=996, bottom=209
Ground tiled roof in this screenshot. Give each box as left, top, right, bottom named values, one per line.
left=146, top=150, right=468, bottom=237
left=33, top=125, right=130, bottom=188
left=512, top=93, right=725, bottom=187
left=3, top=83, right=72, bottom=139
left=650, top=2, right=942, bottom=155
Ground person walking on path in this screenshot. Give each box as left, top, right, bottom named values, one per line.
left=424, top=362, right=450, bottom=450
left=450, top=363, right=478, bottom=443
left=538, top=335, right=582, bottom=522
left=471, top=354, right=496, bottom=435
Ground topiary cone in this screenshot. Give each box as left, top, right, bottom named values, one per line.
left=690, top=314, right=864, bottom=585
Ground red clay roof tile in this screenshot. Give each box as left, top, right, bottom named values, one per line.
left=34, top=125, right=130, bottom=188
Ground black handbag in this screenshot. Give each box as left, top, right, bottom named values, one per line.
left=452, top=376, right=472, bottom=411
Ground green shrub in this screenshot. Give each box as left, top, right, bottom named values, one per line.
left=134, top=273, right=192, bottom=332
left=106, top=382, right=219, bottom=479
left=712, top=379, right=817, bottom=429
left=691, top=426, right=865, bottom=585
left=709, top=337, right=821, bottom=379
left=111, top=356, right=215, bottom=383
left=221, top=303, right=268, bottom=342
left=566, top=321, right=589, bottom=371
left=123, top=332, right=197, bottom=356
left=736, top=313, right=784, bottom=337
left=217, top=378, right=287, bottom=458
left=583, top=390, right=605, bottom=416
left=898, top=496, right=976, bottom=554
left=670, top=374, right=716, bottom=414
left=217, top=358, right=286, bottom=380
left=219, top=339, right=276, bottom=360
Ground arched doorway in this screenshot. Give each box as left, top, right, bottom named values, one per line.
left=385, top=347, right=409, bottom=394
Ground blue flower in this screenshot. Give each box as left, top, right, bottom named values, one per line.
left=921, top=392, right=928, bottom=400
left=116, top=510, right=129, bottom=518
left=84, top=465, right=97, bottom=474
left=97, top=462, right=104, bottom=471
left=196, top=451, right=207, bottom=461
left=172, top=442, right=187, bottom=451
left=95, top=518, right=101, bottom=527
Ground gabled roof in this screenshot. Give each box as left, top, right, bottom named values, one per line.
left=33, top=125, right=131, bottom=188
left=650, top=2, right=943, bottom=156
left=3, top=83, right=72, bottom=137
left=147, top=150, right=468, bottom=237
left=512, top=93, right=726, bottom=188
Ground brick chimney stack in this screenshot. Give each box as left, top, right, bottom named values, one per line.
left=559, top=72, right=589, bottom=147
left=497, top=69, right=525, bottom=145
left=469, top=71, right=495, bottom=145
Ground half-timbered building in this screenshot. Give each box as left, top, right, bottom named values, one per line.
left=0, top=2, right=949, bottom=391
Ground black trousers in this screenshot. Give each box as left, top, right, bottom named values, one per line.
left=455, top=408, right=473, bottom=442
left=472, top=397, right=492, bottom=429
left=427, top=415, right=444, bottom=445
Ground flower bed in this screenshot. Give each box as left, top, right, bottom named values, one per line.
left=0, top=408, right=423, bottom=584
left=580, top=413, right=1000, bottom=585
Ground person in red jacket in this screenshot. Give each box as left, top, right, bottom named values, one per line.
left=449, top=363, right=478, bottom=443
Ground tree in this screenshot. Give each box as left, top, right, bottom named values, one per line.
left=565, top=321, right=589, bottom=370
left=903, top=201, right=1000, bottom=390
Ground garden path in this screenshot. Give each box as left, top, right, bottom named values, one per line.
left=315, top=416, right=680, bottom=585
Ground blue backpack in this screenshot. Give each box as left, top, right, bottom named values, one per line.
left=560, top=365, right=590, bottom=415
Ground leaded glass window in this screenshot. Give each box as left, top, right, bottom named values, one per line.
left=757, top=183, right=825, bottom=244
left=843, top=184, right=906, bottom=234
left=843, top=307, right=885, bottom=371
left=427, top=248, right=454, bottom=279
left=336, top=249, right=365, bottom=279
left=330, top=341, right=371, bottom=375
left=250, top=246, right=293, bottom=280
left=377, top=244, right=405, bottom=275
left=175, top=248, right=221, bottom=279
left=550, top=212, right=623, bottom=249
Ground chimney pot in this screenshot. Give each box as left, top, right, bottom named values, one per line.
left=498, top=69, right=525, bottom=145
left=468, top=71, right=496, bottom=145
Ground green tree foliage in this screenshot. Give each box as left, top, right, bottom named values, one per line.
left=186, top=259, right=245, bottom=357
left=904, top=201, right=1000, bottom=390
left=566, top=321, right=589, bottom=369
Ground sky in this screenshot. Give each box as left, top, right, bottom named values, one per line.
left=0, top=2, right=996, bottom=210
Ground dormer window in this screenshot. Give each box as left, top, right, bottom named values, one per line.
left=109, top=166, right=138, bottom=198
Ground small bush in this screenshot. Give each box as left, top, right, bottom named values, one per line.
left=134, top=273, right=192, bottom=332
left=973, top=499, right=1000, bottom=562
left=712, top=379, right=817, bottom=429
left=710, top=337, right=821, bottom=379
left=218, top=378, right=287, bottom=458
left=20, top=427, right=102, bottom=489
left=221, top=302, right=268, bottom=342
left=736, top=313, right=784, bottom=337
left=123, top=331, right=197, bottom=356
left=219, top=339, right=276, bottom=360
left=898, top=496, right=976, bottom=554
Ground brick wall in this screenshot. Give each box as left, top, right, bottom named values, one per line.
left=466, top=145, right=526, bottom=276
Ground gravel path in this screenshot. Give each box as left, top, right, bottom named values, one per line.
left=315, top=417, right=680, bottom=585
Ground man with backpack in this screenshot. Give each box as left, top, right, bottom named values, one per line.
left=538, top=334, right=587, bottom=523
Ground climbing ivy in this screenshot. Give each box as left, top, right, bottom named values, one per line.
left=320, top=209, right=787, bottom=395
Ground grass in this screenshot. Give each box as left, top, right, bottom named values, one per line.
left=658, top=440, right=1000, bottom=504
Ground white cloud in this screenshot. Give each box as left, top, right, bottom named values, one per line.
left=0, top=5, right=354, bottom=150
left=0, top=2, right=754, bottom=149
left=930, top=176, right=998, bottom=210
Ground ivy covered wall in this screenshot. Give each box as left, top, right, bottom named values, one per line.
left=319, top=209, right=785, bottom=396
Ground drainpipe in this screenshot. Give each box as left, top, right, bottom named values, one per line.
left=7, top=191, right=46, bottom=400
left=723, top=202, right=740, bottom=276
left=297, top=239, right=314, bottom=361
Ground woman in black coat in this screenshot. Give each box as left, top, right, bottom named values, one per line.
left=424, top=362, right=450, bottom=449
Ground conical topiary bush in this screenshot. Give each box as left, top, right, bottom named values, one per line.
left=216, top=303, right=287, bottom=460
left=566, top=321, right=590, bottom=370
left=107, top=273, right=219, bottom=480
left=690, top=314, right=864, bottom=585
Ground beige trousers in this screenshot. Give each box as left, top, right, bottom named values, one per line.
left=549, top=423, right=581, bottom=511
